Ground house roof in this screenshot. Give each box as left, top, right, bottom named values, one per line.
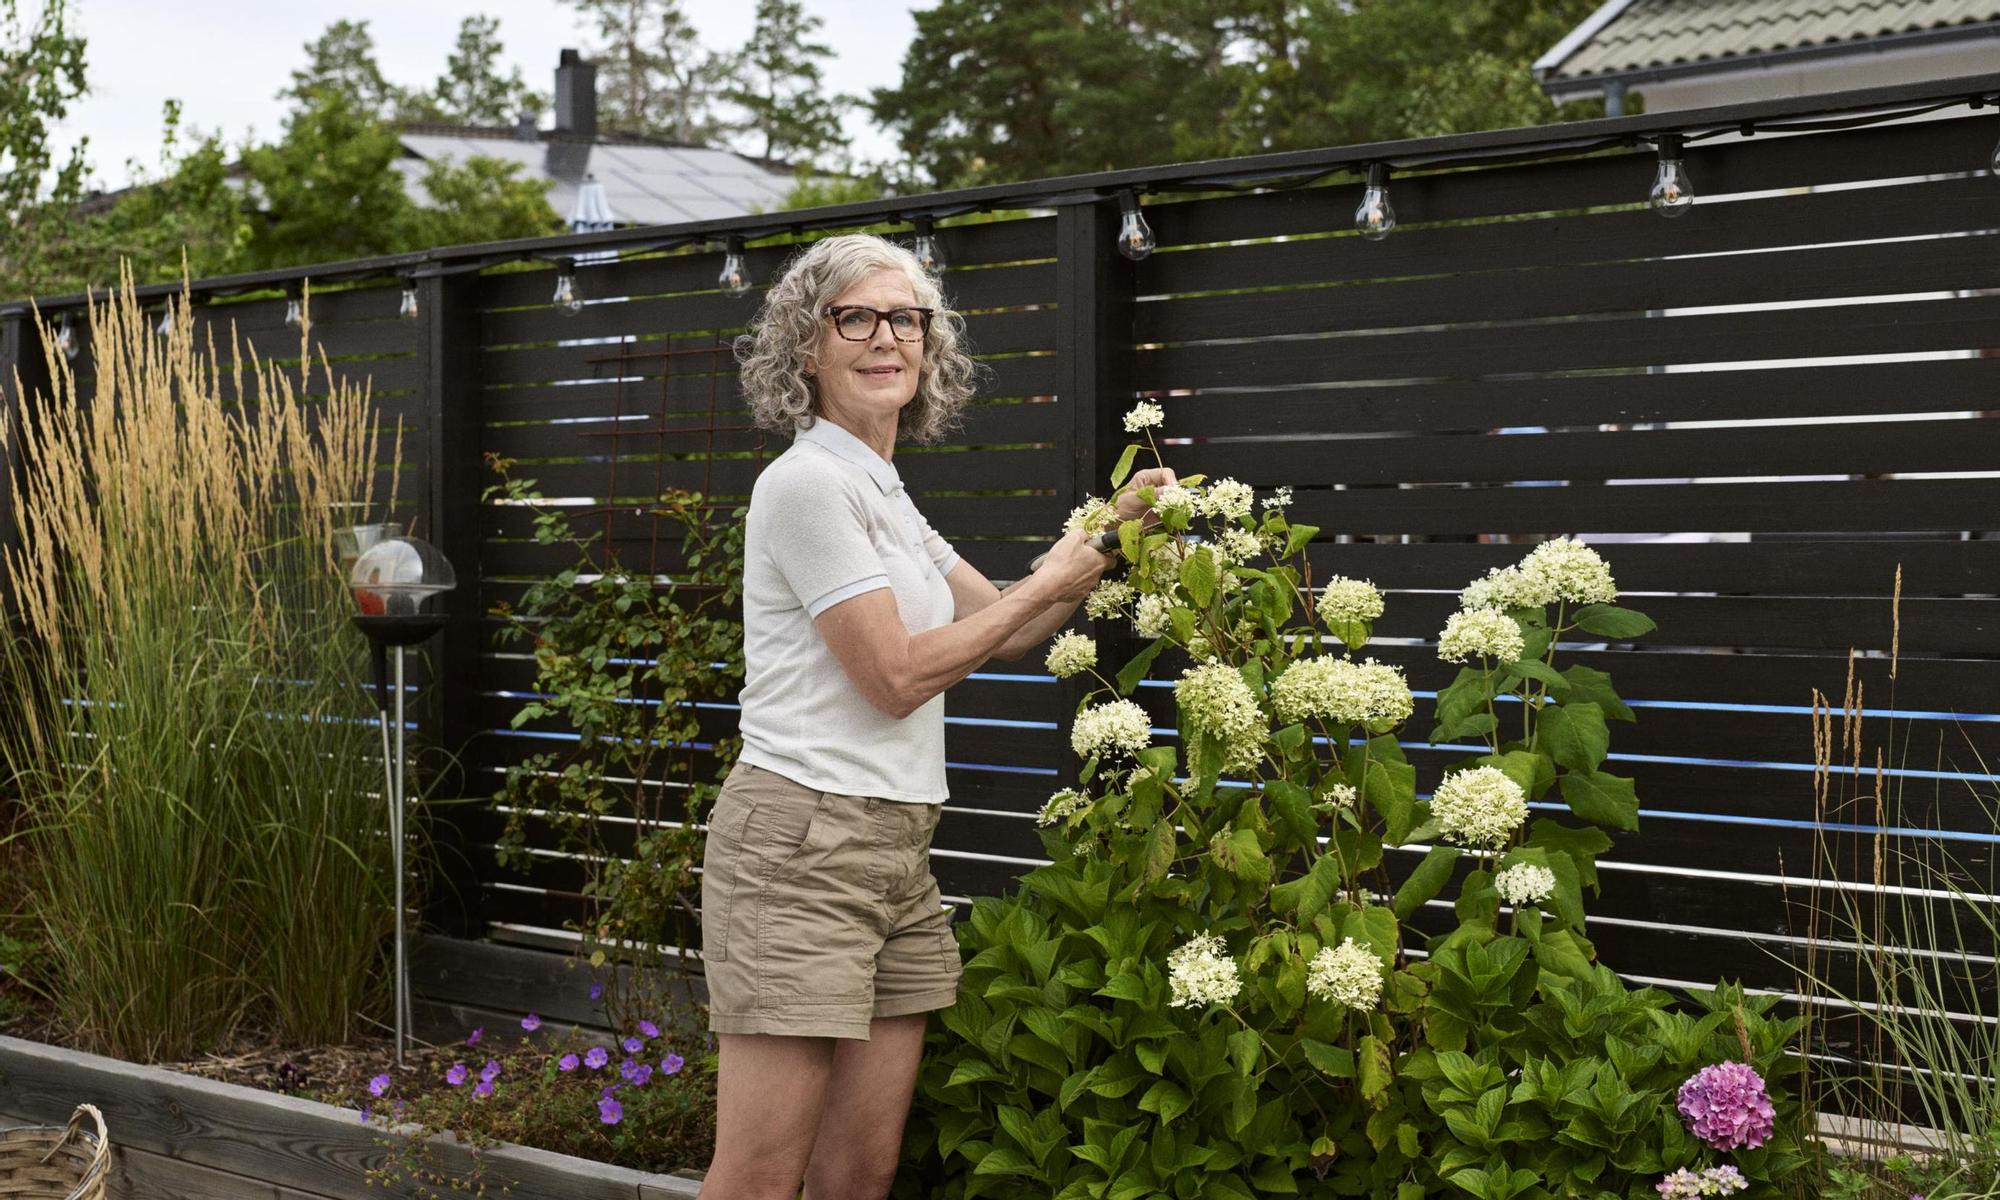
left=1538, top=0, right=2000, bottom=86
left=394, top=126, right=798, bottom=227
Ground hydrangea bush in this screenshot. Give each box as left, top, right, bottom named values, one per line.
left=898, top=413, right=1807, bottom=1199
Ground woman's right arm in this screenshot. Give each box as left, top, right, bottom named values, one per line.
left=812, top=529, right=1111, bottom=719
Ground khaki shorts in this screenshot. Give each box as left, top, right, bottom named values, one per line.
left=700, top=761, right=962, bottom=1040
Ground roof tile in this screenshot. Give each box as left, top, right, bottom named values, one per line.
left=1550, top=0, right=2000, bottom=79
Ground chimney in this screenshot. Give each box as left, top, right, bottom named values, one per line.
left=555, top=49, right=597, bottom=141
left=514, top=112, right=538, bottom=141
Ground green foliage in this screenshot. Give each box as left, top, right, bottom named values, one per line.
left=485, top=460, right=744, bottom=1026
left=569, top=0, right=738, bottom=144
left=426, top=15, right=546, bottom=125
left=872, top=0, right=1608, bottom=188
left=0, top=0, right=88, bottom=297
left=727, top=0, right=851, bottom=165
left=239, top=87, right=418, bottom=267
left=899, top=425, right=1808, bottom=1197
left=359, top=1012, right=715, bottom=1195
left=404, top=154, right=563, bottom=250
left=279, top=19, right=404, bottom=119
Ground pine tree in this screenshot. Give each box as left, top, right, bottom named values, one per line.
left=567, top=0, right=738, bottom=145
left=430, top=15, right=544, bottom=126
left=727, top=0, right=849, bottom=165
left=278, top=20, right=402, bottom=119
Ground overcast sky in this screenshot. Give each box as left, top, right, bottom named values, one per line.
left=47, top=1, right=925, bottom=192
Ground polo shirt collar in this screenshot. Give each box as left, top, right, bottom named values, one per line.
left=794, top=417, right=904, bottom=496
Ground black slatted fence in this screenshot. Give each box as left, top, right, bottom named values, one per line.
left=4, top=75, right=1998, bottom=1069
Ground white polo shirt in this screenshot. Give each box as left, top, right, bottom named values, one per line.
left=735, top=418, right=962, bottom=804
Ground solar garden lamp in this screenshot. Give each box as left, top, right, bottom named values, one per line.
left=339, top=529, right=456, bottom=1066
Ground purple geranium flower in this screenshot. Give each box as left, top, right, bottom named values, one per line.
left=480, top=1059, right=502, bottom=1083
left=589, top=981, right=604, bottom=1001
left=619, top=1058, right=641, bottom=1083
left=621, top=1036, right=644, bottom=1055
left=584, top=1045, right=609, bottom=1070
left=521, top=1012, right=542, bottom=1033
left=367, top=1073, right=391, bottom=1098
left=445, top=1063, right=469, bottom=1087
left=474, top=1079, right=494, bottom=1098
left=598, top=1094, right=623, bottom=1125
left=629, top=1063, right=654, bottom=1086
left=557, top=1053, right=580, bottom=1072
left=465, top=1027, right=484, bottom=1047
left=662, top=1052, right=685, bottom=1076
left=1677, top=1061, right=1776, bottom=1150
left=359, top=1105, right=372, bottom=1124
left=638, top=1019, right=660, bottom=1039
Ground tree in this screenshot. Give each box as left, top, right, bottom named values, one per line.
left=404, top=155, right=562, bottom=249
left=279, top=19, right=402, bottom=120
left=568, top=0, right=738, bottom=144
left=871, top=0, right=1607, bottom=189
left=429, top=15, right=544, bottom=125
left=0, top=0, right=89, bottom=298
left=726, top=0, right=849, bottom=165
left=239, top=88, right=411, bottom=268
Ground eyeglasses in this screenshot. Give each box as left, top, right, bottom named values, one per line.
left=823, top=305, right=934, bottom=343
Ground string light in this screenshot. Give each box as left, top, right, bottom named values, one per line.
left=551, top=258, right=583, bottom=317
left=1115, top=190, right=1155, bottom=260
left=155, top=301, right=175, bottom=339
left=1650, top=133, right=1694, bottom=217
left=398, top=275, right=420, bottom=320
left=283, top=283, right=304, bottom=330
left=911, top=215, right=946, bottom=275
left=718, top=236, right=752, bottom=297
left=1355, top=163, right=1396, bottom=240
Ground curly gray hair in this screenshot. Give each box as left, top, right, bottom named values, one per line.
left=735, top=233, right=978, bottom=443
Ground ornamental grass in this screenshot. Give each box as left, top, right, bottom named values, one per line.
left=0, top=274, right=401, bottom=1060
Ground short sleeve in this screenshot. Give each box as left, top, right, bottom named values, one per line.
left=912, top=502, right=961, bottom=576
left=752, top=458, right=890, bottom=618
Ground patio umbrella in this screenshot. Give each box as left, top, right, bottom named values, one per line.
left=568, top=172, right=619, bottom=265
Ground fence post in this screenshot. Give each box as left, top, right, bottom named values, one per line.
left=418, top=271, right=489, bottom=939
left=1055, top=198, right=1139, bottom=705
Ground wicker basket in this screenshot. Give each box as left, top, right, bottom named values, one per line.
left=0, top=1106, right=108, bottom=1200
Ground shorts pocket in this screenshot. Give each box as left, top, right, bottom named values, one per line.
left=699, top=772, right=763, bottom=963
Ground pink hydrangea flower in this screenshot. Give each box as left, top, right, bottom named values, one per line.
left=1676, top=1061, right=1776, bottom=1150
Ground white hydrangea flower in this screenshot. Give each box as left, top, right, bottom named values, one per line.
left=1064, top=495, right=1117, bottom=535
left=1134, top=593, right=1174, bottom=639
left=1123, top=400, right=1165, bottom=432
left=1037, top=788, right=1091, bottom=827
left=1319, top=576, right=1385, bottom=626
left=1430, top=766, right=1529, bottom=849
left=1518, top=536, right=1617, bottom=605
left=1459, top=564, right=1551, bottom=611
left=1306, top=937, right=1384, bottom=1009
left=1438, top=607, right=1526, bottom=664
left=1211, top=526, right=1265, bottom=566
left=1494, top=862, right=1557, bottom=907
left=1084, top=578, right=1134, bottom=620
left=1071, top=699, right=1152, bottom=760
left=1270, top=657, right=1414, bottom=727
left=1261, top=486, right=1293, bottom=511
left=1167, top=932, right=1242, bottom=1009
left=1174, top=662, right=1267, bottom=772
left=1149, top=537, right=1188, bottom=581
left=1152, top=484, right=1198, bottom=521
left=1185, top=634, right=1218, bottom=662
left=1200, top=478, right=1255, bottom=522
left=1045, top=631, right=1097, bottom=679
left=1317, top=782, right=1357, bottom=810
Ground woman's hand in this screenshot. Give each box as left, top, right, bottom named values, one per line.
left=1031, top=528, right=1116, bottom=601
left=1116, top=466, right=1179, bottom=525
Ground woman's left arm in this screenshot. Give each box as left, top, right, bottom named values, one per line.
left=946, top=466, right=1177, bottom=663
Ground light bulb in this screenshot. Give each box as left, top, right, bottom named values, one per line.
left=912, top=217, right=945, bottom=274
left=398, top=280, right=419, bottom=320
left=551, top=260, right=583, bottom=316
left=54, top=314, right=77, bottom=361
left=155, top=304, right=175, bottom=338
left=1650, top=134, right=1693, bottom=217
left=1115, top=190, right=1154, bottom=261
left=1355, top=163, right=1395, bottom=240
left=719, top=237, right=752, bottom=297
left=1989, top=129, right=1999, bottom=175
left=283, top=294, right=304, bottom=329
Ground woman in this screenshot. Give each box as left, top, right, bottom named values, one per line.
left=698, top=233, right=1173, bottom=1200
